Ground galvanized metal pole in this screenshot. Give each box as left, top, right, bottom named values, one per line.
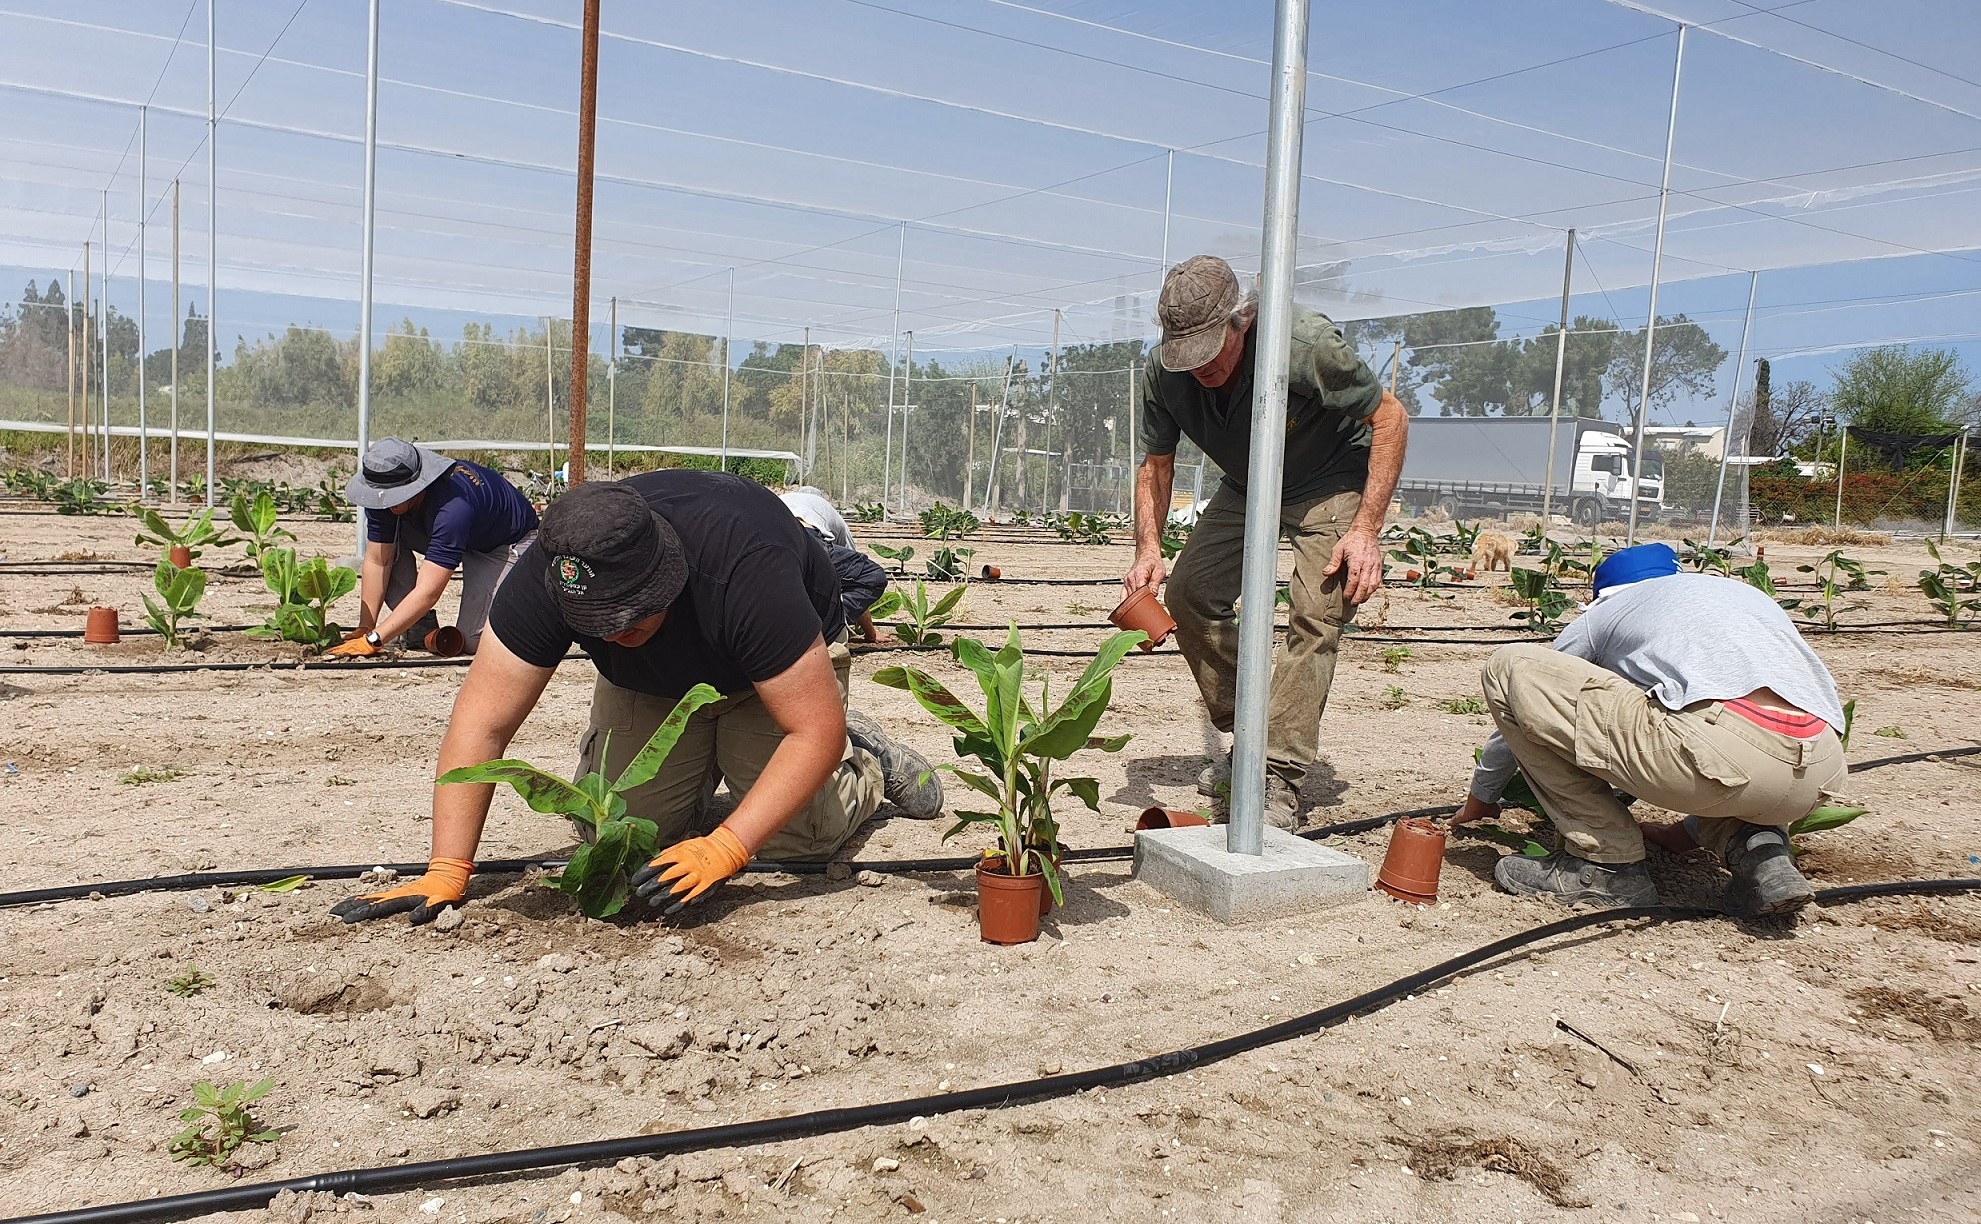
left=1159, top=149, right=1173, bottom=275
left=101, top=189, right=111, bottom=483
left=719, top=267, right=733, bottom=465
left=544, top=320, right=556, bottom=476
left=1540, top=228, right=1575, bottom=527
left=170, top=179, right=180, bottom=503
left=964, top=383, right=976, bottom=509
left=987, top=353, right=1013, bottom=519
left=1942, top=428, right=1966, bottom=541
left=65, top=267, right=75, bottom=479
left=137, top=104, right=149, bottom=498
left=1228, top=0, right=1311, bottom=858
left=82, top=242, right=91, bottom=480
left=1708, top=271, right=1758, bottom=548
left=204, top=0, right=217, bottom=508
left=567, top=0, right=601, bottom=486
left=355, top=0, right=380, bottom=553
left=898, top=330, right=914, bottom=513
left=607, top=296, right=617, bottom=475
left=801, top=325, right=812, bottom=478
left=1949, top=428, right=1970, bottom=537
left=883, top=222, right=904, bottom=512
left=1627, top=26, right=1686, bottom=546
left=1834, top=427, right=1847, bottom=530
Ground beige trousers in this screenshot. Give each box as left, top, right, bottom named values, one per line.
left=1166, top=483, right=1360, bottom=789
left=575, top=634, right=886, bottom=860
left=1480, top=643, right=1847, bottom=864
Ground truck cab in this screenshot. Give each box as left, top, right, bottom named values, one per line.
left=1573, top=431, right=1663, bottom=525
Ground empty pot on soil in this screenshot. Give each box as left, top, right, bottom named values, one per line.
left=424, top=626, right=467, bottom=657
left=1375, top=817, right=1447, bottom=904
left=83, top=606, right=120, bottom=645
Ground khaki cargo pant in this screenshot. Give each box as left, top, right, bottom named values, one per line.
left=1166, top=483, right=1360, bottom=789
left=387, top=527, right=536, bottom=650
left=1481, top=643, right=1847, bottom=864
left=574, top=634, right=886, bottom=860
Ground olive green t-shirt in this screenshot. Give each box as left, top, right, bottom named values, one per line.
left=1140, top=305, right=1382, bottom=504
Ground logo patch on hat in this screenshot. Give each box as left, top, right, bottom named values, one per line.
left=553, top=555, right=593, bottom=595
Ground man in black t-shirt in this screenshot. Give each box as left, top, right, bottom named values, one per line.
left=329, top=472, right=944, bottom=925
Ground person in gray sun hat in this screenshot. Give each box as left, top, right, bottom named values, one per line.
left=1123, top=254, right=1409, bottom=832
left=330, top=470, right=943, bottom=927
left=329, top=438, right=539, bottom=658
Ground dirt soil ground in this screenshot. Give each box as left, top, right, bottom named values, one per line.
left=1, top=507, right=1978, bottom=1224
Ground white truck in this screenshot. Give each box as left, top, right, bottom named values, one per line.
left=1394, top=416, right=1664, bottom=529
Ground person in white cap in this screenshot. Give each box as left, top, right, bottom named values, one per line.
left=1123, top=254, right=1409, bottom=830
left=329, top=438, right=540, bottom=658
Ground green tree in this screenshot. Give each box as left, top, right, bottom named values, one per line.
left=1831, top=345, right=1969, bottom=436
left=1605, top=314, right=1727, bottom=419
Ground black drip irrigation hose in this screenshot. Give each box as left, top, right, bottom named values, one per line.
left=10, top=879, right=1980, bottom=1224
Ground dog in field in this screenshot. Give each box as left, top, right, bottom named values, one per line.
left=1471, top=530, right=1515, bottom=575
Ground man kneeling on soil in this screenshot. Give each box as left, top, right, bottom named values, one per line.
left=329, top=438, right=540, bottom=657
left=330, top=471, right=943, bottom=925
left=1454, top=543, right=1847, bottom=918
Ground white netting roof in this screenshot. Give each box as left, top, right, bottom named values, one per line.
left=6, top=0, right=1981, bottom=355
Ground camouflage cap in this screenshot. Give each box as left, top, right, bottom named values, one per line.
left=1156, top=255, right=1241, bottom=372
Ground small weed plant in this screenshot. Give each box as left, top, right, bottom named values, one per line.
left=169, top=1078, right=280, bottom=1168
left=1380, top=685, right=1410, bottom=710
left=1440, top=695, right=1487, bottom=716
left=165, top=966, right=215, bottom=997
left=873, top=626, right=1142, bottom=905
left=1381, top=645, right=1412, bottom=673
left=438, top=684, right=722, bottom=918
left=1873, top=724, right=1907, bottom=739
left=121, top=765, right=183, bottom=785
left=141, top=561, right=208, bottom=650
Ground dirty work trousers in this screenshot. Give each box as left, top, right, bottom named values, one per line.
left=575, top=633, right=886, bottom=860
left=386, top=526, right=536, bottom=650
left=1165, top=483, right=1360, bottom=790
left=1480, top=643, right=1847, bottom=864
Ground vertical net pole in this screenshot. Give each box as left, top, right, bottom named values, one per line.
left=137, top=105, right=148, bottom=499
left=101, top=190, right=111, bottom=482
left=66, top=266, right=76, bottom=480
left=1627, top=25, right=1686, bottom=547
left=1541, top=228, right=1574, bottom=527
left=607, top=297, right=617, bottom=476
left=355, top=0, right=380, bottom=553
left=1709, top=272, right=1758, bottom=547
left=204, top=0, right=217, bottom=509
left=898, top=331, right=914, bottom=514
left=566, top=0, right=601, bottom=486
left=170, top=180, right=180, bottom=503
left=1833, top=427, right=1847, bottom=529
left=82, top=241, right=91, bottom=481
left=719, top=268, right=733, bottom=466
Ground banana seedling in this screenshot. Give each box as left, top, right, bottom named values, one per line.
left=141, top=560, right=208, bottom=650
left=884, top=580, right=967, bottom=646
left=249, top=550, right=357, bottom=649
left=438, top=685, right=723, bottom=918
left=228, top=488, right=296, bottom=560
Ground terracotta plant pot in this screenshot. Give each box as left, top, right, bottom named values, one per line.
left=975, top=858, right=1045, bottom=945
left=1405, top=569, right=1422, bottom=582
left=83, top=606, right=120, bottom=645
left=1375, top=817, right=1447, bottom=904
left=1135, top=806, right=1210, bottom=831
left=981, top=564, right=1002, bottom=581
left=424, top=625, right=467, bottom=657
left=1108, top=586, right=1175, bottom=651
left=168, top=545, right=193, bottom=569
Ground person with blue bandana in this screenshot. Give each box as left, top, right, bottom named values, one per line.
left=1455, top=542, right=1849, bottom=918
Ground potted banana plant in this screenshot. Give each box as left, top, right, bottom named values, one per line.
left=874, top=625, right=1143, bottom=944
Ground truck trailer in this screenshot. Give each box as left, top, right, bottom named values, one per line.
left=1395, top=416, right=1664, bottom=528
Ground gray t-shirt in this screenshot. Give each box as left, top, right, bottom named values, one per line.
left=1471, top=573, right=1846, bottom=802
left=1140, top=304, right=1383, bottom=505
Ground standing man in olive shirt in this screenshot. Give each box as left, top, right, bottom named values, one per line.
left=1123, top=255, right=1408, bottom=829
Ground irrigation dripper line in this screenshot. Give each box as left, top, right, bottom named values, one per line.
left=10, top=880, right=1979, bottom=1224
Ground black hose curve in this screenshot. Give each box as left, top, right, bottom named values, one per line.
left=9, top=881, right=1977, bottom=1224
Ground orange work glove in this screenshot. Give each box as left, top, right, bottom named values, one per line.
left=326, top=634, right=381, bottom=659
left=632, top=828, right=750, bottom=915
left=328, top=858, right=473, bottom=924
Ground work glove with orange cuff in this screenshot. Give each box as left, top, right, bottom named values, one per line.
left=328, top=857, right=473, bottom=924
left=632, top=828, right=751, bottom=916
left=326, top=631, right=383, bottom=659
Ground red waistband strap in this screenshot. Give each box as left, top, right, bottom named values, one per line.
left=1724, top=698, right=1827, bottom=739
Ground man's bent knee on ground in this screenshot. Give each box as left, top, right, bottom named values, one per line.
left=330, top=472, right=943, bottom=926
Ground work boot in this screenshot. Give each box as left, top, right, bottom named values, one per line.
left=1494, top=849, right=1660, bottom=909
left=845, top=710, right=944, bottom=820
left=1264, top=774, right=1301, bottom=831
left=1722, top=823, right=1815, bottom=918
left=1196, top=751, right=1231, bottom=801
left=400, top=612, right=442, bottom=653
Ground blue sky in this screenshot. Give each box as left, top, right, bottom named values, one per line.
left=4, top=0, right=1981, bottom=423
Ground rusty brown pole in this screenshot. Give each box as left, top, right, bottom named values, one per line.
left=567, top=0, right=602, bottom=486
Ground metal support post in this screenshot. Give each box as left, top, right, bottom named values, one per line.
left=545, top=320, right=557, bottom=475
left=101, top=189, right=110, bottom=482
left=607, top=297, right=617, bottom=475
left=1228, top=0, right=1312, bottom=857
left=1708, top=272, right=1758, bottom=547
left=82, top=242, right=91, bottom=480
left=355, top=0, right=380, bottom=551
left=720, top=268, right=734, bottom=465
left=170, top=180, right=180, bottom=503
left=567, top=0, right=601, bottom=485
left=1627, top=26, right=1686, bottom=546
left=1540, top=229, right=1574, bottom=526
left=66, top=267, right=75, bottom=479
left=1834, top=427, right=1848, bottom=529
left=205, top=0, right=218, bottom=508
left=137, top=105, right=149, bottom=498
left=898, top=331, right=914, bottom=513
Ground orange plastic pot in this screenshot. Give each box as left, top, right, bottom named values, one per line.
left=83, top=606, right=120, bottom=645
left=1108, top=586, right=1175, bottom=651
left=1375, top=817, right=1447, bottom=905
left=981, top=564, right=1002, bottom=581
left=424, top=625, right=467, bottom=657
left=975, top=859, right=1045, bottom=945
left=1135, top=806, right=1210, bottom=831
left=168, top=545, right=193, bottom=569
